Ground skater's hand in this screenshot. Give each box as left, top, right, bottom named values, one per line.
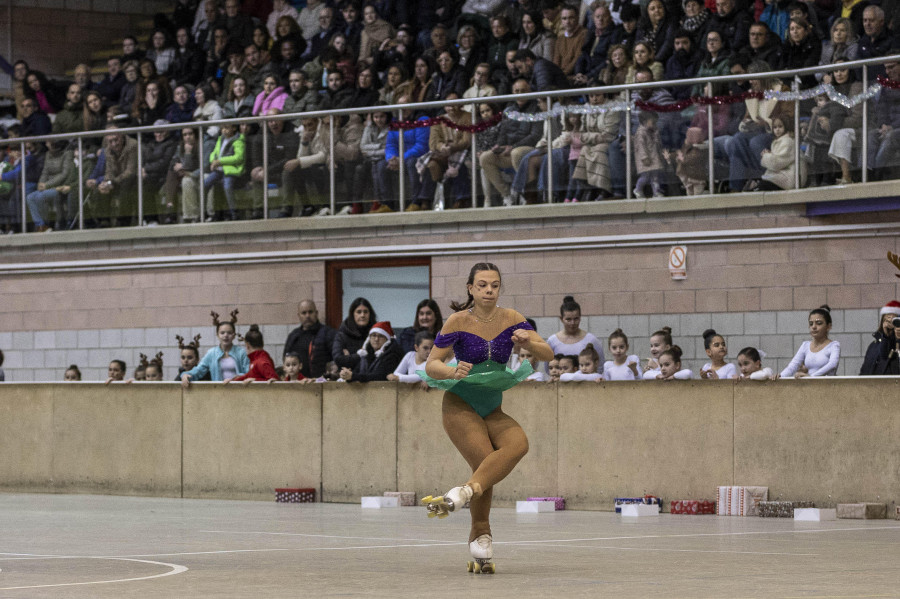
left=452, top=361, right=472, bottom=379
left=511, top=329, right=531, bottom=347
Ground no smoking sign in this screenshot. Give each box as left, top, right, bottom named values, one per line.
left=669, top=245, right=687, bottom=280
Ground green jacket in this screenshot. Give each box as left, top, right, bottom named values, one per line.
left=210, top=133, right=245, bottom=177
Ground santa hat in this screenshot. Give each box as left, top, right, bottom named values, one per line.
left=880, top=300, right=900, bottom=317
left=368, top=321, right=394, bottom=340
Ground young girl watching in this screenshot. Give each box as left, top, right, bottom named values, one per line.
left=656, top=346, right=693, bottom=380
left=699, top=329, right=737, bottom=380
left=520, top=347, right=546, bottom=381
left=547, top=354, right=564, bottom=382
left=779, top=305, right=841, bottom=378
left=558, top=355, right=578, bottom=375
left=175, top=334, right=207, bottom=381
left=64, top=364, right=82, bottom=381
left=182, top=310, right=250, bottom=387
left=560, top=344, right=602, bottom=381
left=736, top=347, right=775, bottom=380
left=603, top=329, right=642, bottom=380
left=144, top=353, right=164, bottom=381
left=281, top=352, right=310, bottom=382
left=227, top=324, right=279, bottom=384
left=389, top=330, right=434, bottom=386
left=105, top=359, right=126, bottom=384
left=759, top=116, right=807, bottom=191
left=642, top=326, right=673, bottom=379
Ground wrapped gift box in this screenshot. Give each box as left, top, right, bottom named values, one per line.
left=757, top=501, right=815, bottom=518
left=615, top=496, right=662, bottom=513
left=716, top=486, right=768, bottom=516
left=836, top=503, right=886, bottom=519
left=362, top=496, right=399, bottom=508
left=795, top=508, right=836, bottom=521
left=527, top=497, right=566, bottom=511
left=275, top=488, right=316, bottom=503
left=517, top=500, right=555, bottom=513
left=670, top=499, right=715, bottom=515
left=384, top=491, right=416, bottom=506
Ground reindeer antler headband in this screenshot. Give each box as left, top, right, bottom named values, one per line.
left=889, top=252, right=900, bottom=279
left=176, top=334, right=202, bottom=350
left=211, top=309, right=239, bottom=328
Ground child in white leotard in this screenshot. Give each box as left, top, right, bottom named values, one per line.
left=699, top=328, right=737, bottom=380
left=780, top=305, right=841, bottom=377
left=736, top=347, right=775, bottom=380
left=603, top=328, right=642, bottom=381
left=389, top=331, right=435, bottom=385
left=520, top=347, right=546, bottom=381
left=560, top=343, right=602, bottom=381
left=642, top=326, right=674, bottom=380
left=656, top=345, right=693, bottom=380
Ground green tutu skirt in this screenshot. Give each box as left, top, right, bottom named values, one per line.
left=416, top=360, right=534, bottom=418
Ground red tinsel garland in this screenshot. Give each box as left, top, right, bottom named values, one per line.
left=876, top=75, right=900, bottom=89
left=390, top=111, right=503, bottom=131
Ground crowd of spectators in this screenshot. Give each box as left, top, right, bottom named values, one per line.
left=33, top=295, right=900, bottom=384
left=2, top=0, right=900, bottom=231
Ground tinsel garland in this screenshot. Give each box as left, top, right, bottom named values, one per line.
left=390, top=111, right=503, bottom=131
left=877, top=75, right=900, bottom=89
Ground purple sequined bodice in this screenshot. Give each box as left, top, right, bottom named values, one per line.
left=434, top=322, right=534, bottom=365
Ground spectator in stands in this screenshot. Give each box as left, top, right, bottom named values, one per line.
left=761, top=0, right=792, bottom=40
left=280, top=117, right=327, bottom=217
left=542, top=0, right=563, bottom=35
left=867, top=60, right=900, bottom=179
left=513, top=48, right=568, bottom=90
left=252, top=74, right=288, bottom=115
left=26, top=140, right=74, bottom=232
left=572, top=91, right=622, bottom=200
left=339, top=0, right=364, bottom=52
left=283, top=69, right=320, bottom=117
left=834, top=0, right=872, bottom=38
left=222, top=75, right=255, bottom=118
left=692, top=29, right=731, bottom=96
left=223, top=0, right=254, bottom=46
left=388, top=330, right=434, bottom=386
left=758, top=115, right=806, bottom=189
left=299, top=0, right=327, bottom=41
left=374, top=95, right=429, bottom=211
left=573, top=3, right=618, bottom=85
left=320, top=69, right=355, bottom=109
left=241, top=44, right=275, bottom=94
left=479, top=78, right=542, bottom=205
left=548, top=296, right=604, bottom=369
left=272, top=38, right=304, bottom=83
left=779, top=16, right=822, bottom=88
left=860, top=301, right=900, bottom=375
left=205, top=26, right=231, bottom=82
left=519, top=10, right=555, bottom=61
left=858, top=6, right=893, bottom=79
left=805, top=90, right=847, bottom=185
left=737, top=22, right=782, bottom=68
left=724, top=60, right=793, bottom=191
left=374, top=25, right=416, bottom=76
left=346, top=66, right=382, bottom=108
left=96, top=57, right=126, bottom=108
left=25, top=71, right=64, bottom=115
left=463, top=62, right=497, bottom=113
left=305, top=7, right=339, bottom=59
left=817, top=17, right=859, bottom=81
left=636, top=0, right=676, bottom=65
left=414, top=91, right=472, bottom=210
left=380, top=65, right=408, bottom=104
left=486, top=17, right=520, bottom=76
left=625, top=41, right=663, bottom=85
left=267, top=0, right=300, bottom=37
left=359, top=3, right=396, bottom=66
left=423, top=24, right=454, bottom=64
left=456, top=25, right=486, bottom=81
left=147, top=29, right=177, bottom=78
left=142, top=121, right=179, bottom=224
left=252, top=25, right=274, bottom=64
left=330, top=33, right=360, bottom=84
left=81, top=91, right=107, bottom=154
left=283, top=300, right=337, bottom=379
left=553, top=4, right=587, bottom=79
left=779, top=305, right=840, bottom=377
left=679, top=0, right=710, bottom=48
left=19, top=98, right=52, bottom=138
left=826, top=60, right=864, bottom=185
left=400, top=56, right=435, bottom=105
left=616, top=3, right=641, bottom=51
left=52, top=84, right=84, bottom=136
left=165, top=85, right=197, bottom=124
left=170, top=27, right=205, bottom=88
left=165, top=127, right=203, bottom=223
left=193, top=83, right=223, bottom=140
left=0, top=140, right=35, bottom=234
left=193, top=0, right=222, bottom=52
left=665, top=30, right=700, bottom=100
left=326, top=112, right=366, bottom=216
left=396, top=298, right=444, bottom=354
left=12, top=59, right=29, bottom=120
left=332, top=297, right=376, bottom=374
left=709, top=0, right=751, bottom=53
left=87, top=125, right=138, bottom=227
left=118, top=61, right=140, bottom=113
left=73, top=63, right=95, bottom=96
left=248, top=109, right=298, bottom=218
left=181, top=310, right=249, bottom=387
left=220, top=43, right=246, bottom=99
left=340, top=321, right=404, bottom=382
left=430, top=49, right=468, bottom=102
left=205, top=121, right=245, bottom=221
left=122, top=35, right=145, bottom=64
left=599, top=43, right=631, bottom=85
left=138, top=59, right=173, bottom=106
left=133, top=81, right=169, bottom=133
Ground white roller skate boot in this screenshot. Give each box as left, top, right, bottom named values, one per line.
left=421, top=484, right=474, bottom=519
left=467, top=534, right=495, bottom=573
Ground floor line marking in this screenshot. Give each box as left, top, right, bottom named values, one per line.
left=199, top=530, right=455, bottom=543
left=0, top=557, right=187, bottom=591
left=522, top=543, right=819, bottom=556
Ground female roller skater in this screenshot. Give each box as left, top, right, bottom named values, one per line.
left=418, top=262, right=553, bottom=573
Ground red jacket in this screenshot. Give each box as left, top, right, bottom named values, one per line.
left=232, top=349, right=279, bottom=381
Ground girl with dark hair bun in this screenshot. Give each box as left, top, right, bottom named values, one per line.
left=227, top=324, right=281, bottom=383
left=737, top=347, right=775, bottom=380
left=657, top=345, right=693, bottom=380
left=64, top=364, right=81, bottom=381
left=332, top=297, right=377, bottom=373
left=642, top=326, right=673, bottom=379
left=547, top=295, right=604, bottom=371
left=419, top=262, right=552, bottom=574
left=699, top=329, right=737, bottom=380
left=779, top=305, right=841, bottom=378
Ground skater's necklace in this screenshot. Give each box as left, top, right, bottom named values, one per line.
left=469, top=307, right=498, bottom=323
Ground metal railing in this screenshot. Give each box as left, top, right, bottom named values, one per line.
left=2, top=54, right=897, bottom=233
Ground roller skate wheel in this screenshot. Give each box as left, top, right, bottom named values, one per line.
left=467, top=561, right=475, bottom=572
left=472, top=561, right=481, bottom=573
left=427, top=511, right=437, bottom=518
left=437, top=512, right=449, bottom=519
left=483, top=563, right=496, bottom=574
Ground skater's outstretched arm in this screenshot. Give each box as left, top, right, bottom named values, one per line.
left=425, top=344, right=471, bottom=380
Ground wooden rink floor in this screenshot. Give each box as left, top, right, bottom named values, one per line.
left=1, top=494, right=899, bottom=598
